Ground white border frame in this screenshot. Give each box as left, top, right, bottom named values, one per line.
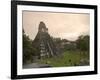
left=17, top=5, right=94, bottom=75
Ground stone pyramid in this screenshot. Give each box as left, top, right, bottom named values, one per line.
left=32, top=21, right=57, bottom=59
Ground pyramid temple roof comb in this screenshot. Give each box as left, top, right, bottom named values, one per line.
left=39, top=21, right=47, bottom=30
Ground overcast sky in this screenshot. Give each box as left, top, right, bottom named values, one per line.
left=23, top=11, right=90, bottom=41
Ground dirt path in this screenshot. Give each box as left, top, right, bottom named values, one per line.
left=23, top=63, right=51, bottom=69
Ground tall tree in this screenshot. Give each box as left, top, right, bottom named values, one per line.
left=76, top=35, right=89, bottom=52
left=23, top=30, right=37, bottom=64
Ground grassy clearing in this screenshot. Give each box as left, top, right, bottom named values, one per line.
left=38, top=51, right=89, bottom=67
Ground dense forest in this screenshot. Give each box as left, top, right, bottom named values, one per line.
left=23, top=30, right=39, bottom=64
left=23, top=30, right=89, bottom=66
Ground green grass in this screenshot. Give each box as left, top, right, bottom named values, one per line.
left=38, top=50, right=89, bottom=67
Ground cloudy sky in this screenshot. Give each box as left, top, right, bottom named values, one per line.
left=23, top=11, right=90, bottom=41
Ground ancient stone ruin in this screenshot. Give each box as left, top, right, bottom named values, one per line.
left=32, top=21, right=57, bottom=59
